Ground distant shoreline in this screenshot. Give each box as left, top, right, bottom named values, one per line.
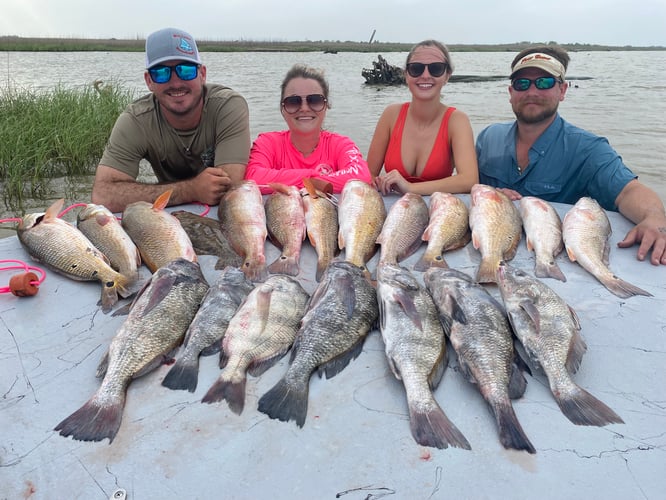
left=1, top=37, right=665, bottom=53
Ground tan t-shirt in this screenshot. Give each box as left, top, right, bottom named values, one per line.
left=99, top=84, right=250, bottom=181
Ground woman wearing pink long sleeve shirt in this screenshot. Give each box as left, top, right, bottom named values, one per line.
left=244, top=64, right=372, bottom=194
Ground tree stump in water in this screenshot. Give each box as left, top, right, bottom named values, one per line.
left=362, top=55, right=405, bottom=85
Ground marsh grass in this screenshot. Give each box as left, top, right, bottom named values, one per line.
left=0, top=81, right=135, bottom=207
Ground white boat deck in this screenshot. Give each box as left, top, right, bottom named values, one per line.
left=1, top=195, right=664, bottom=499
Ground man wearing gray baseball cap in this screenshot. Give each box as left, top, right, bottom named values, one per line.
left=92, top=27, right=250, bottom=212
left=475, top=44, right=666, bottom=266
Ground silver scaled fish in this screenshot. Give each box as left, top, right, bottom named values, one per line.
left=425, top=267, right=535, bottom=453
left=377, top=262, right=470, bottom=450
left=54, top=258, right=209, bottom=443
left=18, top=198, right=132, bottom=313
left=497, top=262, right=624, bottom=427
left=161, top=266, right=254, bottom=392
left=202, top=274, right=310, bottom=414
left=258, top=261, right=378, bottom=427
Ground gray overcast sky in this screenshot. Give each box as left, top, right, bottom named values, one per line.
left=2, top=0, right=665, bottom=47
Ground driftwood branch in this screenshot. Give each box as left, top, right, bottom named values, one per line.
left=362, top=55, right=405, bottom=85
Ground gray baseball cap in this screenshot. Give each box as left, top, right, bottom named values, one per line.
left=145, top=27, right=201, bottom=69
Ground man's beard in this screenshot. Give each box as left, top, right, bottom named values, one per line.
left=514, top=101, right=559, bottom=124
left=162, top=88, right=204, bottom=117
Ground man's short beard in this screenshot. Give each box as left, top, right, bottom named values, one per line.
left=514, top=102, right=559, bottom=124
left=163, top=89, right=204, bottom=117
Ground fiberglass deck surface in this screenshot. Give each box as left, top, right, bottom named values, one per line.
left=1, top=195, right=664, bottom=500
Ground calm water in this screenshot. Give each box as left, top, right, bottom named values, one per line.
left=1, top=49, right=665, bottom=225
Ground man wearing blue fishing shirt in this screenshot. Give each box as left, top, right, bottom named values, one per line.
left=476, top=44, right=666, bottom=266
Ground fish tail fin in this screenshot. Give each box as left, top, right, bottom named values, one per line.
left=599, top=275, right=652, bottom=299
left=492, top=401, right=536, bottom=454
left=244, top=261, right=268, bottom=283
left=161, top=356, right=200, bottom=392
left=408, top=402, right=471, bottom=450
left=257, top=376, right=309, bottom=428
left=476, top=257, right=499, bottom=284
left=555, top=384, right=624, bottom=426
left=268, top=254, right=300, bottom=276
left=54, top=392, right=125, bottom=443
left=99, top=288, right=119, bottom=314
left=535, top=260, right=567, bottom=282
left=413, top=251, right=449, bottom=272
left=100, top=272, right=135, bottom=313
left=201, top=373, right=247, bottom=415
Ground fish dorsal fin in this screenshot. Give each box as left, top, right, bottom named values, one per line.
left=268, top=182, right=291, bottom=195
left=305, top=178, right=333, bottom=196
left=44, top=198, right=66, bottom=220
left=153, top=189, right=173, bottom=210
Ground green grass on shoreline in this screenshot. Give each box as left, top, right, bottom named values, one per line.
left=1, top=37, right=665, bottom=53
left=0, top=81, right=135, bottom=208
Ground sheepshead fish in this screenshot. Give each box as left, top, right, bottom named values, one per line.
left=414, top=192, right=471, bottom=271
left=497, top=262, right=624, bottom=426
left=562, top=197, right=651, bottom=298
left=258, top=261, right=378, bottom=427
left=425, top=267, right=535, bottom=453
left=218, top=180, right=268, bottom=282
left=519, top=196, right=566, bottom=282
left=301, top=178, right=339, bottom=281
left=337, top=180, right=387, bottom=270
left=161, top=266, right=254, bottom=392
left=202, top=274, right=310, bottom=414
left=264, top=183, right=307, bottom=276
left=469, top=184, right=522, bottom=283
left=172, top=210, right=243, bottom=270
left=376, top=192, right=429, bottom=265
left=54, top=258, right=209, bottom=443
left=17, top=198, right=131, bottom=313
left=77, top=203, right=141, bottom=284
left=121, top=190, right=197, bottom=273
left=376, top=263, right=470, bottom=450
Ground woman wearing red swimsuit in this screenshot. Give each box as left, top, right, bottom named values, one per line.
left=367, top=40, right=478, bottom=196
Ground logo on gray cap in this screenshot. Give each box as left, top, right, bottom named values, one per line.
left=145, top=27, right=201, bottom=69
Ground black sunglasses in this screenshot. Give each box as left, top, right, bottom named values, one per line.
left=281, top=94, right=327, bottom=114
left=148, top=63, right=199, bottom=84
left=511, top=76, right=560, bottom=91
left=405, top=62, right=449, bottom=78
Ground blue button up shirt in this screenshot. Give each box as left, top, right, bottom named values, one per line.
left=475, top=114, right=636, bottom=211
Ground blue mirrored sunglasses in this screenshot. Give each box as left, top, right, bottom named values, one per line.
left=511, top=76, right=560, bottom=91
left=148, top=63, right=199, bottom=84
